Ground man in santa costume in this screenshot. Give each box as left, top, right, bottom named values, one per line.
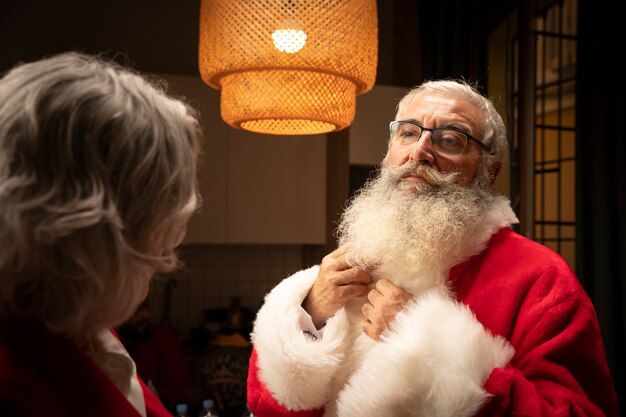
left=246, top=80, right=619, bottom=417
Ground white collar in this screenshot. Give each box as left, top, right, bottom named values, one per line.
left=87, top=329, right=147, bottom=417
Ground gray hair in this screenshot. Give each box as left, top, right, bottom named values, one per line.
left=394, top=79, right=507, bottom=189
left=0, top=52, right=202, bottom=340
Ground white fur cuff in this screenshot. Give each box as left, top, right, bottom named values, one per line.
left=251, top=266, right=352, bottom=410
left=337, top=288, right=515, bottom=417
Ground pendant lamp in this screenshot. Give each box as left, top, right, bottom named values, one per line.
left=198, top=0, right=378, bottom=135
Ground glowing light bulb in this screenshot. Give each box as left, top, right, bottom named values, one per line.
left=272, top=29, right=307, bottom=53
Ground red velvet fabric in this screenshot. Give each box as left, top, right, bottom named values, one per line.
left=451, top=229, right=619, bottom=416
left=0, top=312, right=172, bottom=417
left=247, top=349, right=324, bottom=417
left=124, top=324, right=193, bottom=410
left=247, top=228, right=619, bottom=417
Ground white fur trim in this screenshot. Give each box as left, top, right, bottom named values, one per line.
left=444, top=195, right=519, bottom=271
left=478, top=195, right=519, bottom=236
left=336, top=288, right=514, bottom=417
left=251, top=266, right=352, bottom=410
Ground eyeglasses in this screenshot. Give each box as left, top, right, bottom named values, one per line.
left=389, top=120, right=488, bottom=156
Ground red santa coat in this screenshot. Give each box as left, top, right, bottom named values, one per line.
left=247, top=202, right=618, bottom=416
left=123, top=323, right=194, bottom=410
left=0, top=313, right=173, bottom=417
left=455, top=228, right=618, bottom=416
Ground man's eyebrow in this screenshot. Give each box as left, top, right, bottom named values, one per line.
left=401, top=118, right=472, bottom=135
left=440, top=121, right=472, bottom=134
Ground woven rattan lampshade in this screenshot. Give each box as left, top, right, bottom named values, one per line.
left=198, top=0, right=378, bottom=135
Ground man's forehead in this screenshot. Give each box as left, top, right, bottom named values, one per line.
left=398, top=93, right=481, bottom=129
left=404, top=93, right=469, bottom=111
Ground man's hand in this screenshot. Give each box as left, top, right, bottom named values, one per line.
left=302, top=245, right=372, bottom=329
left=361, top=278, right=414, bottom=341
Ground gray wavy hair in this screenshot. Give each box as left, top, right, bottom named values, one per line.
left=394, top=79, right=508, bottom=189
left=0, top=52, right=202, bottom=340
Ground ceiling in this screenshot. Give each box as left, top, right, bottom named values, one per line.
left=1, top=0, right=202, bottom=75
left=1, top=0, right=514, bottom=85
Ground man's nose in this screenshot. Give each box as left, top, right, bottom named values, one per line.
left=408, top=130, right=435, bottom=165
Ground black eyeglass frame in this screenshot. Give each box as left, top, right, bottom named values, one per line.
left=389, top=120, right=488, bottom=153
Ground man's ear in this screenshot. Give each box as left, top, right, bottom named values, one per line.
left=489, top=159, right=502, bottom=186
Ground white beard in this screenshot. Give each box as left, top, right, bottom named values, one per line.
left=337, top=162, right=492, bottom=293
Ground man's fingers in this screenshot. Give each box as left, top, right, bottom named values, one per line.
left=337, top=267, right=372, bottom=286
left=360, top=313, right=384, bottom=342
left=375, top=277, right=400, bottom=294
left=337, top=281, right=369, bottom=300
left=321, top=247, right=351, bottom=272
left=361, top=322, right=379, bottom=341
left=375, top=278, right=414, bottom=305
left=367, top=288, right=382, bottom=305
left=361, top=301, right=373, bottom=316
left=332, top=256, right=351, bottom=272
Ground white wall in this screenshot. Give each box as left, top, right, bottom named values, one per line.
left=350, top=84, right=408, bottom=165
left=156, top=73, right=327, bottom=244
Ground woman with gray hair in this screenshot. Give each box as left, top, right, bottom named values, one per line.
left=0, top=52, right=202, bottom=417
